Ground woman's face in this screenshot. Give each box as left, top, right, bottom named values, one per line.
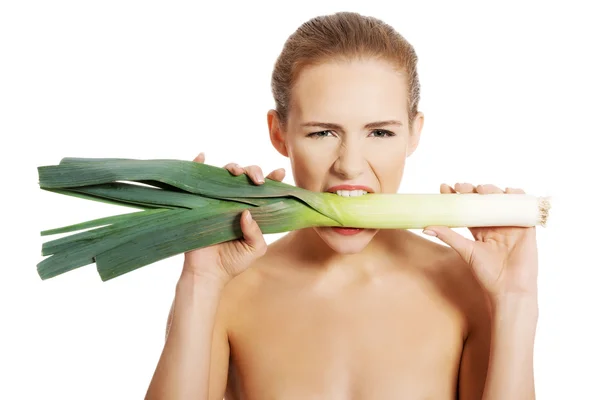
left=268, top=58, right=424, bottom=254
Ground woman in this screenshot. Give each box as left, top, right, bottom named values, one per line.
left=146, top=11, right=538, bottom=400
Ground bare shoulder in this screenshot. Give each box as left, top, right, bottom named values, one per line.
left=215, top=235, right=292, bottom=329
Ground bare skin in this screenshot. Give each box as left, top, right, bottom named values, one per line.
left=146, top=58, right=538, bottom=399
left=215, top=227, right=491, bottom=399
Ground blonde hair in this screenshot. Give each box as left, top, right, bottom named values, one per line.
left=271, top=11, right=421, bottom=130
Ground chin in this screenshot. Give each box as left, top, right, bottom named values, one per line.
left=314, top=227, right=379, bottom=254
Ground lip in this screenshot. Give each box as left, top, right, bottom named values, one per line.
left=330, top=227, right=364, bottom=235
left=325, top=184, right=375, bottom=193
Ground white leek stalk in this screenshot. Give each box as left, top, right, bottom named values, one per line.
left=315, top=193, right=550, bottom=229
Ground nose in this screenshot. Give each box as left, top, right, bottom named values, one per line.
left=332, top=139, right=365, bottom=180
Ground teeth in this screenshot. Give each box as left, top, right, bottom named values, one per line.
left=336, top=190, right=368, bottom=197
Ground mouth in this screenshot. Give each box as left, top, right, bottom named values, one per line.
left=325, top=185, right=375, bottom=197
left=324, top=185, right=375, bottom=235
left=329, top=226, right=364, bottom=236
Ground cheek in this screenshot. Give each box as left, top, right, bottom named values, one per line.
left=369, top=142, right=408, bottom=191
left=288, top=140, right=332, bottom=190
left=386, top=160, right=407, bottom=191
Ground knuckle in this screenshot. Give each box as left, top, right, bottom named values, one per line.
left=225, top=163, right=244, bottom=175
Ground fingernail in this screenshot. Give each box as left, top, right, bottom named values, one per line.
left=423, top=229, right=437, bottom=237
left=256, top=172, right=265, bottom=184
left=245, top=211, right=252, bottom=223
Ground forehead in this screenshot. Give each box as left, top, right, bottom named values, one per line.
left=290, top=59, right=408, bottom=123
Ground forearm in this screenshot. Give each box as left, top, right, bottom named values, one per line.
left=145, top=270, right=226, bottom=400
left=482, top=294, right=538, bottom=400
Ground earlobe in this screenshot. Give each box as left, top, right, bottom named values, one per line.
left=267, top=109, right=289, bottom=157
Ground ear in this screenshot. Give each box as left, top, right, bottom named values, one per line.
left=267, top=109, right=289, bottom=157
left=407, top=111, right=424, bottom=157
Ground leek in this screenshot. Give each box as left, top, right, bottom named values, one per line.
left=37, top=157, right=550, bottom=282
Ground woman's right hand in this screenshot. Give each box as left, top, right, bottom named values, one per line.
left=181, top=152, right=286, bottom=285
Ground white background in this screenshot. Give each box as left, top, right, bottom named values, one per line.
left=1, top=0, right=599, bottom=398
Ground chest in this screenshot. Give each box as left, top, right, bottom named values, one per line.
left=227, top=282, right=466, bottom=399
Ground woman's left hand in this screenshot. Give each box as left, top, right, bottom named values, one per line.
left=423, top=183, right=538, bottom=299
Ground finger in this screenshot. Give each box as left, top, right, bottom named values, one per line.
left=240, top=210, right=267, bottom=255
left=193, top=152, right=205, bottom=163
left=243, top=165, right=265, bottom=184
left=423, top=226, right=475, bottom=265
left=266, top=168, right=286, bottom=182
left=505, top=187, right=526, bottom=194
left=475, top=184, right=504, bottom=194
left=223, top=162, right=245, bottom=176
left=454, top=182, right=477, bottom=193
left=440, top=183, right=456, bottom=194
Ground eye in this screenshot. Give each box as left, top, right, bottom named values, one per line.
left=307, top=130, right=335, bottom=138
left=369, top=129, right=396, bottom=138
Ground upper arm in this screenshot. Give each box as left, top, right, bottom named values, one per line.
left=457, top=288, right=492, bottom=399
left=164, top=292, right=231, bottom=400
left=208, top=301, right=230, bottom=400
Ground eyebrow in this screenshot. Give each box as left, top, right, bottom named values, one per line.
left=301, top=120, right=403, bottom=130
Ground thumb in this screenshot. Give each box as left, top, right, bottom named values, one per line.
left=240, top=210, right=267, bottom=255
left=423, top=226, right=475, bottom=265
